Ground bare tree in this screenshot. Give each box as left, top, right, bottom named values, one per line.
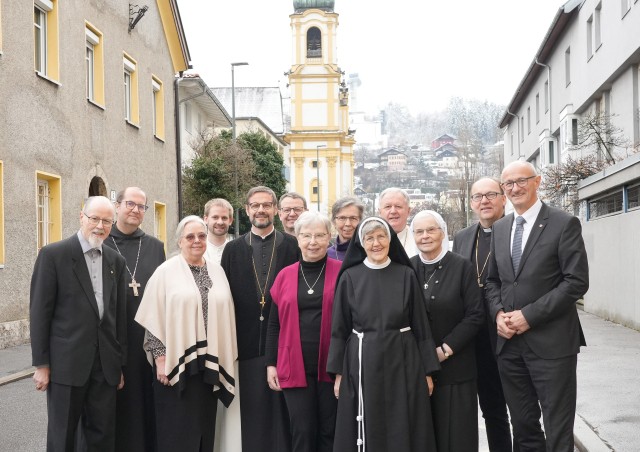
left=540, top=154, right=608, bottom=215
left=571, top=111, right=631, bottom=164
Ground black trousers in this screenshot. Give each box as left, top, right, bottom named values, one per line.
left=498, top=335, right=577, bottom=452
left=47, top=352, right=117, bottom=452
left=239, top=356, right=291, bottom=452
left=282, top=375, right=337, bottom=452
left=476, top=324, right=514, bottom=452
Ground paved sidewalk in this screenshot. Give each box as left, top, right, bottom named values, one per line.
left=574, top=310, right=640, bottom=451
left=1, top=311, right=638, bottom=450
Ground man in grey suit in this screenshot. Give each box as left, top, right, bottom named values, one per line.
left=485, top=161, right=589, bottom=451
left=453, top=177, right=514, bottom=452
left=31, top=196, right=127, bottom=451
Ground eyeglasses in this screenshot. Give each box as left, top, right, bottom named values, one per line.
left=470, top=192, right=502, bottom=203
left=335, top=216, right=360, bottom=223
left=298, top=232, right=330, bottom=242
left=120, top=200, right=149, bottom=212
left=363, top=234, right=389, bottom=245
left=248, top=202, right=274, bottom=211
left=83, top=212, right=114, bottom=227
left=281, top=207, right=304, bottom=215
left=413, top=227, right=441, bottom=236
left=501, top=176, right=536, bottom=190
left=183, top=233, right=207, bottom=242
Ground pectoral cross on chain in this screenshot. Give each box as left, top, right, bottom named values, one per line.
left=259, top=296, right=266, bottom=321
left=129, top=279, right=141, bottom=297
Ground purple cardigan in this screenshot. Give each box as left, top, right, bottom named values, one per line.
left=269, top=258, right=341, bottom=388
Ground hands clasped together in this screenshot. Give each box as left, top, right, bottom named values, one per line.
left=496, top=310, right=531, bottom=339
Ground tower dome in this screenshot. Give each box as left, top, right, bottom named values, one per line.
left=293, top=0, right=335, bottom=12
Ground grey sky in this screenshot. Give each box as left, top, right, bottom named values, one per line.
left=177, top=0, right=564, bottom=114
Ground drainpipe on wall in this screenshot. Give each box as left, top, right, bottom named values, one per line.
left=175, top=75, right=184, bottom=221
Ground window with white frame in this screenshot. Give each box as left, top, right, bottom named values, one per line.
left=37, top=179, right=50, bottom=250
left=85, top=24, right=104, bottom=105
left=587, top=15, right=593, bottom=59
left=124, top=70, right=132, bottom=121
left=544, top=80, right=549, bottom=112
left=33, top=0, right=58, bottom=79
left=595, top=3, right=602, bottom=48
left=520, top=117, right=525, bottom=142
left=536, top=94, right=540, bottom=124
left=152, top=76, right=164, bottom=140
left=86, top=29, right=98, bottom=101
left=510, top=132, right=514, bottom=156
left=123, top=55, right=138, bottom=123
left=34, top=4, right=48, bottom=73
left=527, top=107, right=531, bottom=134
left=621, top=0, right=632, bottom=17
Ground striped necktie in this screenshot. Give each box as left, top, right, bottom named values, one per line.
left=511, top=216, right=526, bottom=273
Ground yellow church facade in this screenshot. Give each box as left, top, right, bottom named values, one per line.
left=285, top=1, right=355, bottom=215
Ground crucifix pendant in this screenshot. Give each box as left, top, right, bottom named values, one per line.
left=259, top=296, right=266, bottom=321
left=129, top=279, right=141, bottom=297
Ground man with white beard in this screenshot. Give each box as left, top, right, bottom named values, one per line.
left=30, top=195, right=127, bottom=451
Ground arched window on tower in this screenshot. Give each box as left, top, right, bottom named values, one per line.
left=307, top=27, right=322, bottom=58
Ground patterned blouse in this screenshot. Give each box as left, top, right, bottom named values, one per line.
left=146, top=264, right=212, bottom=358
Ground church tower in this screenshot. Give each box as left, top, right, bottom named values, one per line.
left=285, top=0, right=355, bottom=215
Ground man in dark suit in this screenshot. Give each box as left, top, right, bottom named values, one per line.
left=485, top=161, right=589, bottom=452
left=453, top=177, right=515, bottom=452
left=31, top=196, right=127, bottom=451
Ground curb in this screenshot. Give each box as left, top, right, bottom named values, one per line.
left=574, top=414, right=612, bottom=452
left=0, top=367, right=36, bottom=387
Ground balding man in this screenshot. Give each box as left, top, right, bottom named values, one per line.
left=378, top=187, right=418, bottom=257
left=486, top=161, right=589, bottom=451
left=453, top=177, right=514, bottom=451
left=31, top=196, right=127, bottom=451
left=106, top=187, right=166, bottom=451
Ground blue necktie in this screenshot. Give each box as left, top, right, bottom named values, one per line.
left=512, top=216, right=526, bottom=273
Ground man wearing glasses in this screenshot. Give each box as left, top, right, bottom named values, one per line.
left=278, top=192, right=308, bottom=235
left=452, top=177, right=515, bottom=452
left=30, top=196, right=127, bottom=451
left=221, top=186, right=299, bottom=452
left=106, top=187, right=166, bottom=451
left=485, top=161, right=589, bottom=451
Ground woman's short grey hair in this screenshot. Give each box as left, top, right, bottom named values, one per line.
left=294, top=211, right=331, bottom=235
left=331, top=196, right=365, bottom=220
left=175, top=215, right=207, bottom=247
left=360, top=219, right=388, bottom=239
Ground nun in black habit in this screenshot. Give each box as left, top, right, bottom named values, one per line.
left=326, top=217, right=440, bottom=452
left=410, top=210, right=485, bottom=452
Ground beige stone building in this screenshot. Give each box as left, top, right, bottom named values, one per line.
left=0, top=0, right=190, bottom=347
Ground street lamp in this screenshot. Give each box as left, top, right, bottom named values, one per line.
left=316, top=145, right=326, bottom=212
left=231, top=62, right=248, bottom=238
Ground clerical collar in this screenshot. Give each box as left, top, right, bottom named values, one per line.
left=250, top=226, right=275, bottom=240
left=363, top=257, right=391, bottom=269
left=482, top=227, right=492, bottom=233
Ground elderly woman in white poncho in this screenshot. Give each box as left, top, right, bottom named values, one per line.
left=135, top=215, right=237, bottom=452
